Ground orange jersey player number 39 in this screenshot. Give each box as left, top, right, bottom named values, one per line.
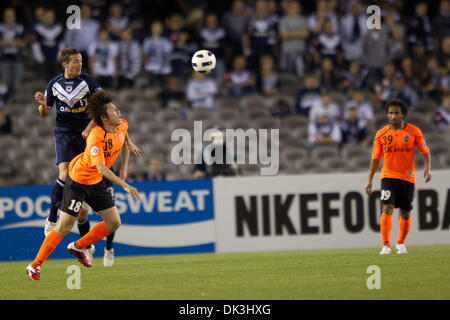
left=371, top=123, right=429, bottom=184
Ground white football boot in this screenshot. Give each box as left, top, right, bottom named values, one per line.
left=104, top=248, right=114, bottom=267
left=396, top=243, right=408, bottom=254
left=85, top=244, right=95, bottom=265
left=44, top=217, right=57, bottom=236
left=379, top=245, right=391, bottom=255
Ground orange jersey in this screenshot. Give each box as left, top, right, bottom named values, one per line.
left=371, top=123, right=429, bottom=183
left=69, top=119, right=128, bottom=185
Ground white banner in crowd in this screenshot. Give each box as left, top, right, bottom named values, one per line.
left=213, top=171, right=450, bottom=253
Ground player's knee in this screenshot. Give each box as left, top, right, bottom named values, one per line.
left=55, top=220, right=72, bottom=237
left=383, top=205, right=394, bottom=215
left=400, top=211, right=410, bottom=219
left=78, top=203, right=89, bottom=221
left=108, top=219, right=121, bottom=233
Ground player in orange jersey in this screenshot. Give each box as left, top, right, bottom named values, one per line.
left=26, top=90, right=141, bottom=280
left=365, top=98, right=431, bottom=255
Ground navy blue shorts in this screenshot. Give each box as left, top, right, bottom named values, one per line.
left=54, top=128, right=86, bottom=165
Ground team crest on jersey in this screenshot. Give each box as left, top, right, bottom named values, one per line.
left=65, top=85, right=73, bottom=93
left=119, top=133, right=124, bottom=143
left=404, top=134, right=409, bottom=142
left=90, top=146, right=99, bottom=156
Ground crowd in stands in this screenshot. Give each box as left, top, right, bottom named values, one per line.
left=0, top=0, right=449, bottom=184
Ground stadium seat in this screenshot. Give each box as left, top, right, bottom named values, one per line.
left=341, top=145, right=370, bottom=159
left=310, top=144, right=340, bottom=160
left=280, top=115, right=309, bottom=130
left=240, top=94, right=267, bottom=109
left=216, top=97, right=240, bottom=110
left=324, top=156, right=350, bottom=172
left=282, top=147, right=309, bottom=162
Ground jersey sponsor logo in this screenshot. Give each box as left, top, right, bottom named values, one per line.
left=90, top=146, right=99, bottom=156
left=383, top=146, right=413, bottom=153
left=59, top=105, right=87, bottom=113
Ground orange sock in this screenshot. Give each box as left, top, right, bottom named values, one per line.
left=31, top=230, right=63, bottom=268
left=75, top=221, right=110, bottom=249
left=380, top=213, right=392, bottom=247
left=397, top=217, right=411, bottom=244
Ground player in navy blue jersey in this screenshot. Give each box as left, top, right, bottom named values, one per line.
left=34, top=47, right=141, bottom=265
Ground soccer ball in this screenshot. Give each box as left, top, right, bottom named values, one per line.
left=191, top=50, right=216, bottom=74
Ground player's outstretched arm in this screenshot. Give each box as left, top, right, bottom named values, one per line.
left=365, top=158, right=380, bottom=195
left=422, top=152, right=432, bottom=183
left=82, top=120, right=96, bottom=139
left=96, top=163, right=141, bottom=200
left=119, top=142, right=130, bottom=180
left=35, top=91, right=50, bottom=117
left=125, top=132, right=141, bottom=157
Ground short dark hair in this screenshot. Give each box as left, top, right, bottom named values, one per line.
left=87, top=90, right=112, bottom=127
left=58, top=47, right=81, bottom=66
left=385, top=98, right=408, bottom=116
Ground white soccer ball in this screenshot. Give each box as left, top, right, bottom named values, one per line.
left=191, top=50, right=216, bottom=74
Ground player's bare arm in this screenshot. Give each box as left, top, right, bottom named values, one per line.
left=423, top=152, right=431, bottom=183
left=35, top=91, right=50, bottom=117
left=119, top=142, right=130, bottom=181
left=82, top=120, right=96, bottom=139
left=365, top=158, right=380, bottom=195
left=96, top=163, right=140, bottom=200
left=125, top=132, right=142, bottom=157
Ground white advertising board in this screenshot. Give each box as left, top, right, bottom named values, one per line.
left=213, top=170, right=450, bottom=253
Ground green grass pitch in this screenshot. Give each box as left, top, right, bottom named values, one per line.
left=1, top=245, right=449, bottom=300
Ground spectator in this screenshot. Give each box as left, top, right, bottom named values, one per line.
left=362, top=28, right=390, bottom=83
left=222, top=0, right=249, bottom=59
left=155, top=76, right=188, bottom=118
left=339, top=0, right=367, bottom=63
left=374, top=61, right=397, bottom=104
left=192, top=129, right=240, bottom=179
left=270, top=98, right=292, bottom=118
left=278, top=0, right=309, bottom=77
left=0, top=7, right=25, bottom=102
left=308, top=111, right=342, bottom=148
left=340, top=105, right=367, bottom=146
left=313, top=18, right=342, bottom=65
left=117, top=28, right=141, bottom=89
left=295, top=73, right=321, bottom=117
left=142, top=157, right=167, bottom=181
left=256, top=55, right=280, bottom=96
left=434, top=91, right=450, bottom=133
left=438, top=35, right=450, bottom=65
left=317, top=57, right=341, bottom=91
left=170, top=31, right=192, bottom=76
left=0, top=77, right=8, bottom=108
left=0, top=107, right=12, bottom=136
left=382, top=72, right=419, bottom=111
left=26, top=6, right=45, bottom=46
left=407, top=1, right=433, bottom=52
left=186, top=71, right=217, bottom=109
left=200, top=12, right=226, bottom=78
left=31, top=9, right=64, bottom=81
left=309, top=89, right=341, bottom=123
left=224, top=55, right=255, bottom=98
left=64, top=4, right=100, bottom=72
left=432, top=0, right=450, bottom=42
left=241, top=0, right=278, bottom=72
left=164, top=14, right=185, bottom=47
left=384, top=10, right=406, bottom=62
left=341, top=60, right=369, bottom=93
left=88, top=29, right=119, bottom=89
left=308, top=0, right=339, bottom=35
left=105, top=2, right=130, bottom=41
left=437, top=59, right=450, bottom=91
left=142, top=20, right=173, bottom=85
left=344, top=88, right=374, bottom=125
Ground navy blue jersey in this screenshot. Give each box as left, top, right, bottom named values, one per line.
left=45, top=73, right=102, bottom=132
